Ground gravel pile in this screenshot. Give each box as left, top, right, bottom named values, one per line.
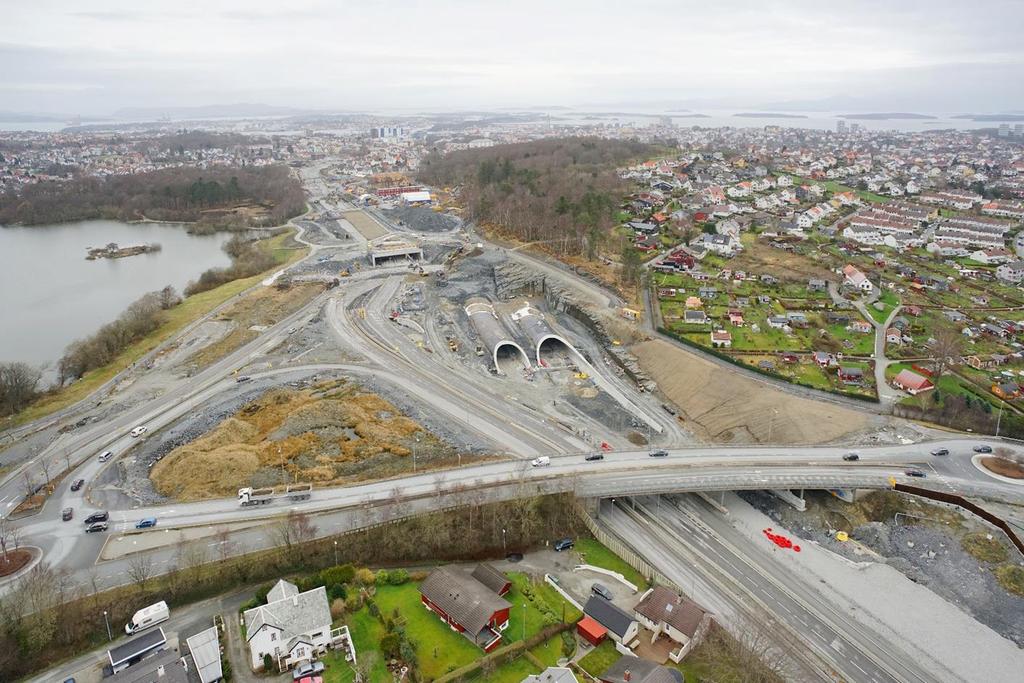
left=383, top=206, right=462, bottom=233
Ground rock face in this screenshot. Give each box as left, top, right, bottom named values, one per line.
left=493, top=262, right=657, bottom=392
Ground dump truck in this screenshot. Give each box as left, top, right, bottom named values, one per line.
left=237, top=483, right=313, bottom=507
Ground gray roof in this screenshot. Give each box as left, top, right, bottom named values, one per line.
left=470, top=563, right=510, bottom=595
left=109, top=628, right=167, bottom=667
left=599, top=655, right=684, bottom=683
left=109, top=648, right=187, bottom=683
left=185, top=626, right=223, bottom=683
left=267, top=578, right=299, bottom=604
left=420, top=565, right=511, bottom=637
left=522, top=666, right=579, bottom=683
left=583, top=595, right=635, bottom=638
left=243, top=581, right=331, bottom=647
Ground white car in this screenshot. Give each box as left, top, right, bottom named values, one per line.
left=129, top=426, right=147, bottom=438
left=98, top=451, right=114, bottom=462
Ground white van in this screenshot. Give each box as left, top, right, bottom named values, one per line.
left=129, top=426, right=148, bottom=437
left=125, top=600, right=169, bottom=634
left=98, top=451, right=114, bottom=463
left=530, top=456, right=551, bottom=468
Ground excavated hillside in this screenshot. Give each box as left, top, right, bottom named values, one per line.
left=150, top=379, right=455, bottom=500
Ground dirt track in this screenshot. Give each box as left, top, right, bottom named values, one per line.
left=632, top=339, right=872, bottom=444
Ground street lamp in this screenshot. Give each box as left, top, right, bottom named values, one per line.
left=522, top=603, right=526, bottom=642
left=502, top=528, right=506, bottom=553
left=334, top=540, right=339, bottom=566
left=103, top=610, right=112, bottom=642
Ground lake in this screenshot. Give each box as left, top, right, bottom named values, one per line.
left=0, top=219, right=233, bottom=371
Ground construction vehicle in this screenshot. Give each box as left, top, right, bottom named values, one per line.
left=339, top=269, right=350, bottom=277
left=574, top=372, right=589, bottom=380
left=237, top=483, right=313, bottom=507
left=475, top=344, right=485, bottom=356
left=447, top=337, right=459, bottom=352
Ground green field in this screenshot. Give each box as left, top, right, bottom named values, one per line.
left=575, top=538, right=649, bottom=589
left=577, top=640, right=620, bottom=678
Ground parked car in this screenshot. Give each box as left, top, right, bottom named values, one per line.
left=130, top=426, right=148, bottom=437
left=135, top=517, right=157, bottom=529
left=973, top=444, right=993, bottom=453
left=236, top=376, right=252, bottom=383
left=293, top=662, right=325, bottom=680
left=842, top=452, right=860, bottom=461
left=86, top=522, right=108, bottom=533
left=84, top=511, right=109, bottom=524
left=930, top=448, right=950, bottom=457
left=591, top=583, right=614, bottom=601
left=648, top=449, right=669, bottom=458
left=98, top=450, right=113, bottom=462
left=585, top=452, right=604, bottom=462
left=70, top=478, right=85, bottom=491
left=905, top=469, right=927, bottom=478
left=61, top=507, right=73, bottom=521
left=553, top=538, right=574, bottom=552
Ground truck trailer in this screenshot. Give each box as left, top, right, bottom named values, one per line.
left=237, top=483, right=313, bottom=506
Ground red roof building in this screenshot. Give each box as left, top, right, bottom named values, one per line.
left=892, top=369, right=934, bottom=395
left=577, top=615, right=608, bottom=647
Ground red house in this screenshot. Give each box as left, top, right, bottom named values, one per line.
left=419, top=564, right=512, bottom=652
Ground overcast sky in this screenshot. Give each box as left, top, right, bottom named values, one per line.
left=3, top=0, right=1023, bottom=116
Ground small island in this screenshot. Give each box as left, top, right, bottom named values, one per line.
left=838, top=112, right=936, bottom=120
left=86, top=242, right=162, bottom=260
left=734, top=112, right=808, bottom=119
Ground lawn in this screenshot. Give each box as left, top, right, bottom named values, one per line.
left=7, top=229, right=307, bottom=427
left=372, top=583, right=482, bottom=681
left=322, top=608, right=391, bottom=683
left=575, top=538, right=649, bottom=589
left=577, top=639, right=621, bottom=678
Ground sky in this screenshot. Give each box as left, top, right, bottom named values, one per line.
left=2, top=0, right=1023, bottom=116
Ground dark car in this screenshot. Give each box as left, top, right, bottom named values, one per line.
left=236, top=376, right=252, bottom=383
left=905, top=469, right=927, bottom=478
left=930, top=448, right=950, bottom=457
left=585, top=452, right=604, bottom=462
left=591, top=583, right=614, bottom=601
left=84, top=511, right=109, bottom=524
left=135, top=517, right=157, bottom=529
left=70, top=478, right=85, bottom=491
left=973, top=445, right=993, bottom=453
left=86, top=522, right=108, bottom=533
left=61, top=507, right=73, bottom=521
left=554, top=538, right=574, bottom=552
left=649, top=449, right=669, bottom=458
left=842, top=452, right=860, bottom=461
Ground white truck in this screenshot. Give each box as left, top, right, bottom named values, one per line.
left=125, top=600, right=169, bottom=634
left=237, top=483, right=313, bottom=507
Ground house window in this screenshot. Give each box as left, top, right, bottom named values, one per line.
left=270, top=632, right=277, bottom=641
left=312, top=632, right=323, bottom=639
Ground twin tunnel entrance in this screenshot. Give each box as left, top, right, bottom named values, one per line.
left=465, top=299, right=585, bottom=374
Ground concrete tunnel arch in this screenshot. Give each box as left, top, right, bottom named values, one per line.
left=464, top=299, right=532, bottom=373
left=512, top=304, right=589, bottom=367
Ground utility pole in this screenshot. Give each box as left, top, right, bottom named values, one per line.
left=996, top=405, right=1004, bottom=436
left=103, top=610, right=112, bottom=642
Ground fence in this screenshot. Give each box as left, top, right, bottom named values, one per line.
left=895, top=483, right=1024, bottom=558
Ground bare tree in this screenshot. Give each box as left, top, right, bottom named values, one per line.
left=929, top=324, right=965, bottom=385
left=0, top=518, right=22, bottom=564
left=0, top=362, right=42, bottom=416
left=213, top=526, right=235, bottom=562
left=39, top=458, right=51, bottom=488
left=126, top=553, right=155, bottom=591
left=270, top=511, right=317, bottom=551
left=22, top=471, right=35, bottom=499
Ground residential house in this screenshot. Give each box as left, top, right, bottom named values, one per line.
left=242, top=580, right=335, bottom=672
left=842, top=264, right=873, bottom=292
left=885, top=328, right=902, bottom=345
left=711, top=330, right=732, bottom=348
left=892, top=369, right=934, bottom=395
left=992, top=382, right=1022, bottom=400
left=419, top=564, right=512, bottom=652
left=632, top=586, right=712, bottom=664
left=683, top=310, right=708, bottom=324
left=767, top=316, right=790, bottom=330
left=812, top=351, right=836, bottom=368
left=807, top=278, right=827, bottom=292
left=996, top=260, right=1024, bottom=284
left=970, top=248, right=1012, bottom=265
left=848, top=320, right=873, bottom=334
left=583, top=596, right=639, bottom=648
left=838, top=366, right=864, bottom=384
left=598, top=656, right=684, bottom=683
left=685, top=296, right=702, bottom=309
left=693, top=233, right=741, bottom=257
left=728, top=310, right=745, bottom=326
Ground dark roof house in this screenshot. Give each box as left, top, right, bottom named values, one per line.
left=420, top=565, right=512, bottom=652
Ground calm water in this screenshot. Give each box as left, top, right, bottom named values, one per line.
left=0, top=220, right=232, bottom=369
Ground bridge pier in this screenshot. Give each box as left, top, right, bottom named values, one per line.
left=769, top=489, right=807, bottom=512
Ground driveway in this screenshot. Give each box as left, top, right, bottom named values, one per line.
left=492, top=547, right=640, bottom=612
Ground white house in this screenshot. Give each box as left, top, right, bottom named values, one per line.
left=996, top=261, right=1024, bottom=284
left=633, top=586, right=712, bottom=664
left=842, top=264, right=874, bottom=293
left=243, top=580, right=348, bottom=672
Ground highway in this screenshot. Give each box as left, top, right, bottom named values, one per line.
left=601, top=496, right=943, bottom=683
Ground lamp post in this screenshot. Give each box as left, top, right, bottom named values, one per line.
left=103, top=610, right=112, bottom=642
left=334, top=540, right=338, bottom=566
left=502, top=528, right=506, bottom=553
left=522, top=603, right=526, bottom=642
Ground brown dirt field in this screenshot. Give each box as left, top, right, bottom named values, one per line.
left=631, top=339, right=871, bottom=444
left=150, top=380, right=470, bottom=500
left=981, top=456, right=1024, bottom=479
left=730, top=239, right=834, bottom=283
left=188, top=282, right=322, bottom=369
left=0, top=548, right=33, bottom=577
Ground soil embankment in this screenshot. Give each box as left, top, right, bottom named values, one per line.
left=632, top=338, right=871, bottom=443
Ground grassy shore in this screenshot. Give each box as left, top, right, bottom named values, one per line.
left=6, top=230, right=307, bottom=428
